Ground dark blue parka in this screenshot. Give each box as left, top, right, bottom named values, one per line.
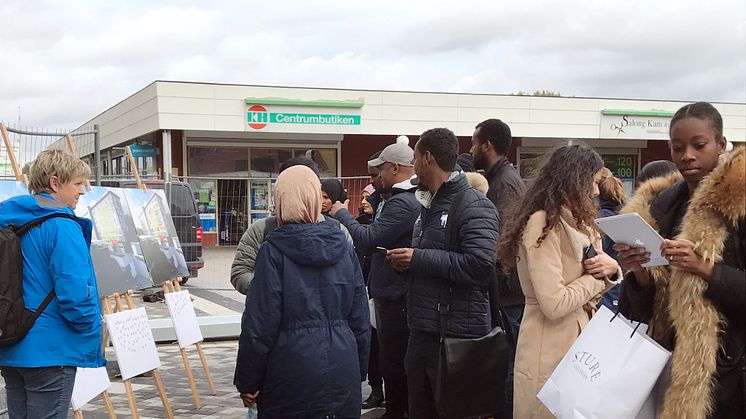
left=332, top=178, right=420, bottom=302
left=408, top=174, right=500, bottom=338
left=234, top=221, right=370, bottom=419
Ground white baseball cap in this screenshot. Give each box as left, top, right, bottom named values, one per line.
left=367, top=143, right=415, bottom=167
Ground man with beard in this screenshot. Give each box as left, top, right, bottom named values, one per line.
left=470, top=118, right=526, bottom=418
left=330, top=143, right=420, bottom=419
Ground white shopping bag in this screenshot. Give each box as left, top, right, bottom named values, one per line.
left=537, top=306, right=671, bottom=419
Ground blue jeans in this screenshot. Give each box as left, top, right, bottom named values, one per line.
left=500, top=304, right=524, bottom=419
left=246, top=404, right=258, bottom=419
left=1, top=366, right=76, bottom=419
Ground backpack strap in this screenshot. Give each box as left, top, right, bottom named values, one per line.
left=438, top=188, right=469, bottom=340
left=13, top=213, right=77, bottom=319
left=13, top=213, right=77, bottom=237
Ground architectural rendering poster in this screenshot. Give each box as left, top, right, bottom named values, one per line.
left=124, top=188, right=189, bottom=284
left=0, top=180, right=28, bottom=203
left=75, top=186, right=153, bottom=296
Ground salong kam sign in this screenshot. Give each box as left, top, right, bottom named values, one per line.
left=245, top=97, right=363, bottom=133
left=599, top=109, right=675, bottom=140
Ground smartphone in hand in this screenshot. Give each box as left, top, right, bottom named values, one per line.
left=376, top=246, right=389, bottom=254
left=583, top=245, right=597, bottom=261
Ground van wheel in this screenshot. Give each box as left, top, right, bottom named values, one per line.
left=179, top=277, right=189, bottom=285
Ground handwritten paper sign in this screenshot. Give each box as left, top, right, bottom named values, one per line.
left=105, top=307, right=161, bottom=380
left=165, top=290, right=203, bottom=348
left=71, top=367, right=111, bottom=410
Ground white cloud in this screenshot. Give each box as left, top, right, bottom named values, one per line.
left=0, top=0, right=744, bottom=130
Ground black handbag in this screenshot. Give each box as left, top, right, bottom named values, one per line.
left=434, top=290, right=510, bottom=418
left=433, top=188, right=511, bottom=418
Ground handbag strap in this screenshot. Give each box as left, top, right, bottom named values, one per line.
left=438, top=188, right=468, bottom=342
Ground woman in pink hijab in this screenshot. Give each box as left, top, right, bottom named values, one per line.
left=235, top=166, right=371, bottom=419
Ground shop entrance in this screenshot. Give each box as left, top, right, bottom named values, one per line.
left=217, top=179, right=247, bottom=246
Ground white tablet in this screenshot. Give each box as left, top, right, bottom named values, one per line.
left=594, top=213, right=669, bottom=267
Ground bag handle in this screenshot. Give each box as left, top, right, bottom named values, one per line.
left=610, top=310, right=645, bottom=339
left=438, top=189, right=469, bottom=341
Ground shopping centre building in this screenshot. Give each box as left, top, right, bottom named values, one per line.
left=71, top=80, right=746, bottom=246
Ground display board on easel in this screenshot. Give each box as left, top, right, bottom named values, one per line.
left=101, top=292, right=174, bottom=419
left=163, top=279, right=216, bottom=409
left=125, top=188, right=190, bottom=284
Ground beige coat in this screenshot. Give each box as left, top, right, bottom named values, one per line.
left=513, top=208, right=618, bottom=419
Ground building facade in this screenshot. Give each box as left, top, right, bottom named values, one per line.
left=71, top=80, right=746, bottom=246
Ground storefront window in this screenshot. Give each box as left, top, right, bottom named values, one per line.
left=294, top=149, right=337, bottom=178
left=189, top=179, right=217, bottom=232
left=188, top=147, right=249, bottom=177
left=601, top=154, right=638, bottom=196
left=250, top=149, right=293, bottom=177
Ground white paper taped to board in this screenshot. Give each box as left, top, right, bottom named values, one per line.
left=71, top=367, right=111, bottom=411
left=165, top=290, right=203, bottom=348
left=105, top=307, right=161, bottom=380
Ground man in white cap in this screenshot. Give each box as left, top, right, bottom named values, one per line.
left=330, top=141, right=420, bottom=419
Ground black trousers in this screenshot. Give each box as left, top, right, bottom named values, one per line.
left=375, top=297, right=410, bottom=418
left=368, top=324, right=383, bottom=388
left=403, top=330, right=442, bottom=419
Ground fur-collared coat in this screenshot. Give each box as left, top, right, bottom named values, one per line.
left=619, top=147, right=746, bottom=419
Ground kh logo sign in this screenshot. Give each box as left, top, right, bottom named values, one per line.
left=247, top=105, right=269, bottom=129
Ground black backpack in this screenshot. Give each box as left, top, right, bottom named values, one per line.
left=0, top=213, right=76, bottom=347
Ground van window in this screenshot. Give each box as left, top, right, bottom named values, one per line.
left=169, top=185, right=197, bottom=216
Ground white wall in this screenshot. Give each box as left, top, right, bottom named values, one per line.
left=78, top=81, right=746, bottom=152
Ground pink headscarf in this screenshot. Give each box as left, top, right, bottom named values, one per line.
left=274, top=166, right=322, bottom=225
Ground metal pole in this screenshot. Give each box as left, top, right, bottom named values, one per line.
left=94, top=124, right=101, bottom=185
left=162, top=130, right=172, bottom=205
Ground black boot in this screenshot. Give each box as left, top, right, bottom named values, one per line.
left=362, top=386, right=384, bottom=409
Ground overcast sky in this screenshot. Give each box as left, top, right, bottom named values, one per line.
left=1, top=0, right=745, bottom=129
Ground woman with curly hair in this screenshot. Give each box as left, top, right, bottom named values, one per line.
left=498, top=144, right=621, bottom=419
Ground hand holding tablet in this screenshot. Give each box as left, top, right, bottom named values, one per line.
left=594, top=213, right=669, bottom=268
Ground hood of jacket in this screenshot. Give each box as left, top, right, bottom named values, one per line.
left=622, top=148, right=746, bottom=418
left=391, top=175, right=417, bottom=194
left=265, top=220, right=348, bottom=267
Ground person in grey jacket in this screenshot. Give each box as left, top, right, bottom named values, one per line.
left=230, top=157, right=352, bottom=295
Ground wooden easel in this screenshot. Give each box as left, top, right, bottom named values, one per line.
left=65, top=133, right=92, bottom=188
left=125, top=145, right=146, bottom=191
left=101, top=292, right=174, bottom=419
left=0, top=122, right=24, bottom=182
left=73, top=387, right=116, bottom=419
left=162, top=279, right=217, bottom=409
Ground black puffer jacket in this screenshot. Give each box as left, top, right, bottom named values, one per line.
left=333, top=179, right=420, bottom=301
left=408, top=173, right=500, bottom=338
left=483, top=157, right=526, bottom=311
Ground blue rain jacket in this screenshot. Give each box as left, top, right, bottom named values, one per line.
left=0, top=193, right=105, bottom=368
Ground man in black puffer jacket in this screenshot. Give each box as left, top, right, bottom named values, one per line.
left=388, top=128, right=500, bottom=418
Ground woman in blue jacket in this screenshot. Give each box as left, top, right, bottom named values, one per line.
left=0, top=150, right=105, bottom=419
left=235, top=165, right=370, bottom=419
